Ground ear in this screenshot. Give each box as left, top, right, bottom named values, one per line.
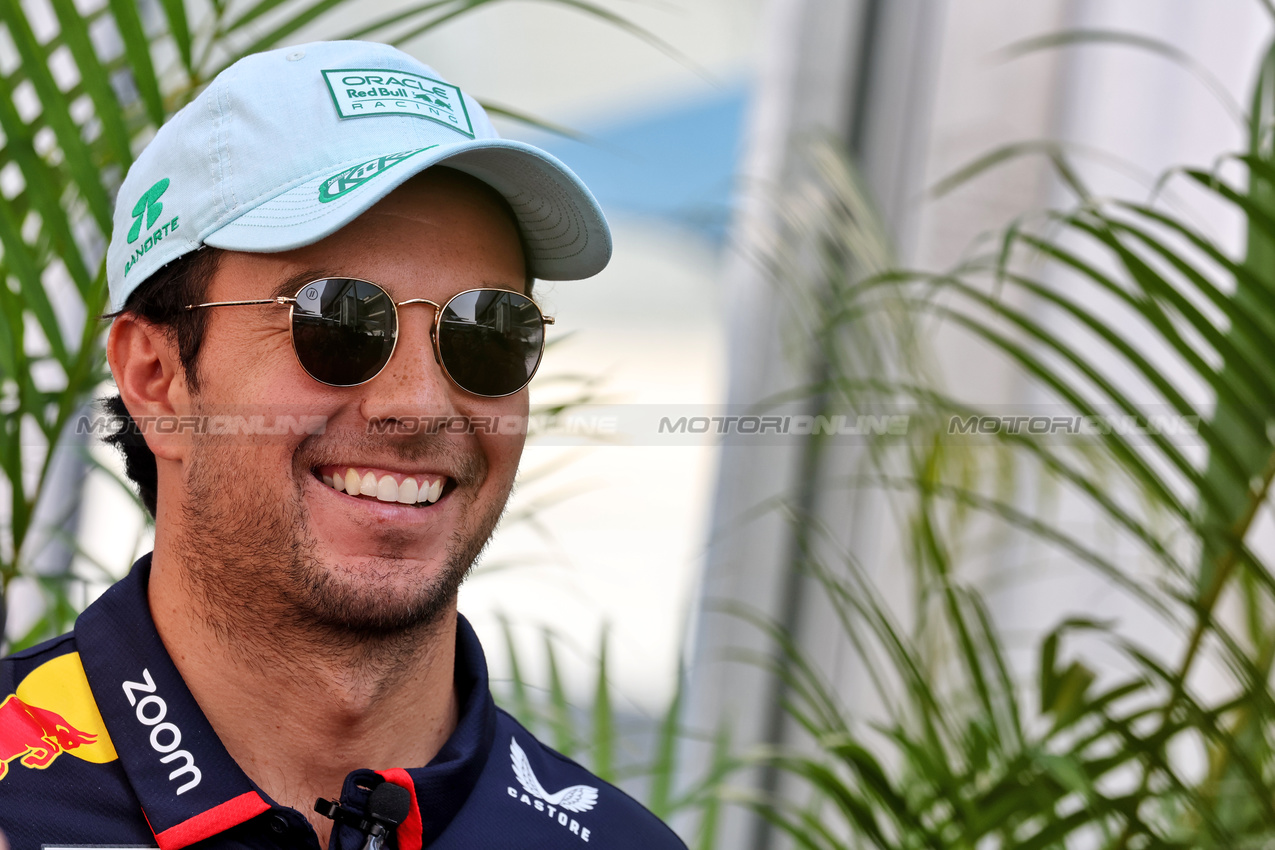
left=107, top=314, right=191, bottom=462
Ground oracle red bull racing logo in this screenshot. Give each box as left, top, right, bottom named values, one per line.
left=0, top=693, right=97, bottom=779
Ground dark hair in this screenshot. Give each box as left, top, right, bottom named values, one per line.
left=102, top=247, right=223, bottom=518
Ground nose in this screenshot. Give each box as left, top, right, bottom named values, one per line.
left=358, top=302, right=460, bottom=425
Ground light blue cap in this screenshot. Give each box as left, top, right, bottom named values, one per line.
left=107, top=41, right=612, bottom=313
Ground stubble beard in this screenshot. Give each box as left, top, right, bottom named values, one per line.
left=176, top=429, right=511, bottom=662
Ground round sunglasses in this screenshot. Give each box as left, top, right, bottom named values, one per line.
left=185, top=278, right=554, bottom=397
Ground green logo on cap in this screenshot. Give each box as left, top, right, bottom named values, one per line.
left=321, top=69, right=474, bottom=138
left=123, top=177, right=180, bottom=277
left=127, top=178, right=169, bottom=244
left=318, top=147, right=436, bottom=203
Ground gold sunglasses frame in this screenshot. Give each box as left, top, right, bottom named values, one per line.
left=185, top=279, right=555, bottom=397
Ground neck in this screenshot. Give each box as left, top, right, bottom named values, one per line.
left=147, top=537, right=461, bottom=842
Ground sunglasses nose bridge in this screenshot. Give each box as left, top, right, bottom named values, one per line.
left=395, top=298, right=442, bottom=312
left=358, top=296, right=460, bottom=424
left=396, top=297, right=444, bottom=365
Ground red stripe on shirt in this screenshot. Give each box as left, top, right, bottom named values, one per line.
left=154, top=791, right=271, bottom=850
left=377, top=768, right=423, bottom=850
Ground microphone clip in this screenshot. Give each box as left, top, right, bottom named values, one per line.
left=314, top=797, right=392, bottom=839
left=316, top=780, right=410, bottom=850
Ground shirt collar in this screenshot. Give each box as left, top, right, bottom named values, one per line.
left=76, top=554, right=496, bottom=850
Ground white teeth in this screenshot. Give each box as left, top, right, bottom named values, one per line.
left=376, top=474, right=398, bottom=503
left=321, top=469, right=445, bottom=506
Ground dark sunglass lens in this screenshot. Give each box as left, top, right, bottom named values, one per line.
left=291, top=279, right=396, bottom=386
left=438, top=290, right=544, bottom=396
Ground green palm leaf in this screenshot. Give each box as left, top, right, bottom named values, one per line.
left=746, top=25, right=1275, bottom=850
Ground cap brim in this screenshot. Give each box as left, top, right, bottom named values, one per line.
left=203, top=140, right=611, bottom=281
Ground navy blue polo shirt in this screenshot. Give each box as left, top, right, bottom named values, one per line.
left=0, top=556, right=686, bottom=849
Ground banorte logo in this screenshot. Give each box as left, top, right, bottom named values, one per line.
left=123, top=177, right=180, bottom=277
left=0, top=653, right=117, bottom=781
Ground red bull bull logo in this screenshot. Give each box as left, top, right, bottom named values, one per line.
left=0, top=694, right=97, bottom=780
left=0, top=652, right=117, bottom=782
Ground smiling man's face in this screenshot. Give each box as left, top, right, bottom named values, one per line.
left=168, top=168, right=529, bottom=637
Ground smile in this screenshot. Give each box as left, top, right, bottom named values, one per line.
left=315, top=465, right=449, bottom=506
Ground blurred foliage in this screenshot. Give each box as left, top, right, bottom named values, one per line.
left=743, top=21, right=1275, bottom=850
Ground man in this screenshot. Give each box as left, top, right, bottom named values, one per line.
left=0, top=41, right=686, bottom=850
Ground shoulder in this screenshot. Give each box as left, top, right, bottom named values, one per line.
left=488, top=708, right=688, bottom=849
left=0, top=632, right=150, bottom=849
left=1, top=630, right=79, bottom=689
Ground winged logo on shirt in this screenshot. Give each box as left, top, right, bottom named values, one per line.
left=510, top=737, right=599, bottom=813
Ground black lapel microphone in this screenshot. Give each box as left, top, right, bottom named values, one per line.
left=315, top=781, right=411, bottom=850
